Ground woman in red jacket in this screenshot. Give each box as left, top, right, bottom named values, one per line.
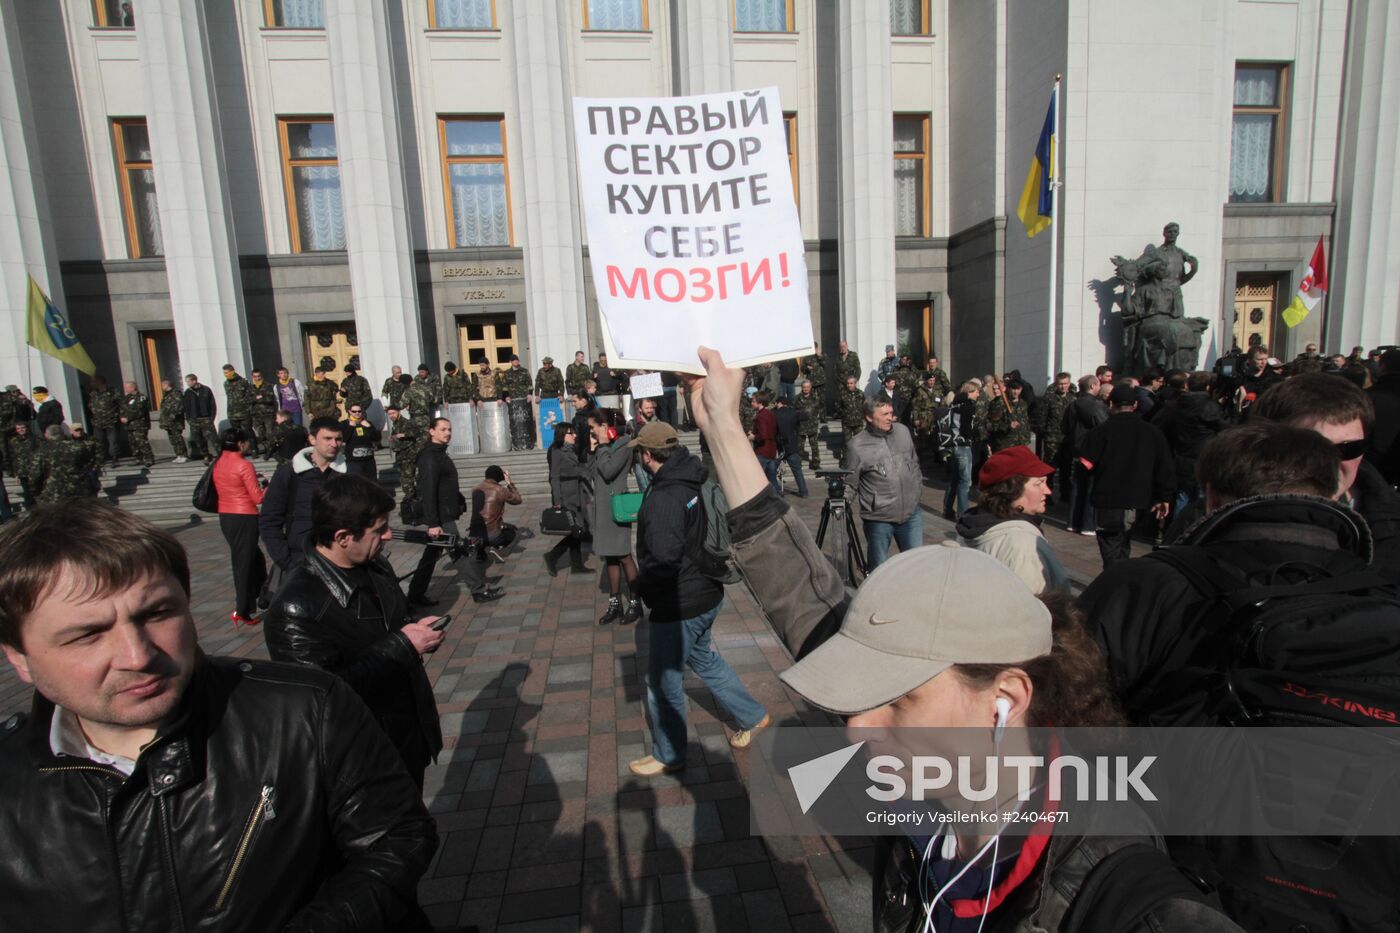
left=213, top=427, right=267, bottom=626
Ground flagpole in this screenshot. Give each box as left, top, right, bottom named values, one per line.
left=1045, top=75, right=1061, bottom=385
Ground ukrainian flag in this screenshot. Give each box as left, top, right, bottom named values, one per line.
left=1016, top=93, right=1057, bottom=238
left=26, top=275, right=96, bottom=375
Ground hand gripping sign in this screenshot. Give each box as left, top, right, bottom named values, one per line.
left=573, top=88, right=814, bottom=374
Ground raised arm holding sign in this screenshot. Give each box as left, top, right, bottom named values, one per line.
left=573, top=88, right=813, bottom=374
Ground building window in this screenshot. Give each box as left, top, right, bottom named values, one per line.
left=112, top=119, right=163, bottom=258
left=429, top=0, right=494, bottom=29
left=93, top=0, right=135, bottom=28
left=1230, top=63, right=1288, bottom=203
left=440, top=117, right=512, bottom=248
left=784, top=112, right=798, bottom=209
left=890, top=0, right=928, bottom=36
left=894, top=114, right=930, bottom=237
left=264, top=0, right=324, bottom=28
left=584, top=0, right=647, bottom=30
left=734, top=0, right=791, bottom=33
left=279, top=118, right=345, bottom=252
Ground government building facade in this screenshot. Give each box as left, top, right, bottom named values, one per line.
left=1, top=0, right=1396, bottom=417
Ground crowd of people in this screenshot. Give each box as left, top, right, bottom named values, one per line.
left=2, top=333, right=1399, bottom=932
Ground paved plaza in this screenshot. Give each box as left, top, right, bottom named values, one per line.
left=0, top=474, right=1120, bottom=932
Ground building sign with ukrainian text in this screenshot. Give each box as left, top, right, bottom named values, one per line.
left=572, top=88, right=813, bottom=374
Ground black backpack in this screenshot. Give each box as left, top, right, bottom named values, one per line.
left=1144, top=546, right=1400, bottom=933
left=1062, top=843, right=1222, bottom=933
left=685, top=479, right=742, bottom=585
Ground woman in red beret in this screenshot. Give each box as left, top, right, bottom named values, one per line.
left=955, top=445, right=1071, bottom=594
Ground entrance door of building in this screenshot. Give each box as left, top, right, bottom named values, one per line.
left=1233, top=275, right=1282, bottom=353
left=140, top=328, right=178, bottom=408
left=303, top=322, right=359, bottom=383
left=458, top=315, right=519, bottom=369
left=895, top=300, right=932, bottom=366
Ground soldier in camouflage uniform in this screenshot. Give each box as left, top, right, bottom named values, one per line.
left=802, top=346, right=827, bottom=413
left=158, top=380, right=188, bottom=461
left=499, top=355, right=535, bottom=450
left=221, top=365, right=256, bottom=444
left=837, top=375, right=866, bottom=466
left=34, top=425, right=98, bottom=502
left=924, top=356, right=953, bottom=399
left=119, top=381, right=154, bottom=467
left=304, top=368, right=340, bottom=421
left=416, top=364, right=444, bottom=407
left=834, top=340, right=863, bottom=391
left=401, top=373, right=435, bottom=428
left=795, top=379, right=825, bottom=469
left=894, top=356, right=922, bottom=404
left=565, top=351, right=591, bottom=397
left=8, top=421, right=37, bottom=508
left=910, top=374, right=943, bottom=461
left=442, top=362, right=476, bottom=404
left=534, top=356, right=564, bottom=400
left=385, top=405, right=425, bottom=498
left=472, top=360, right=499, bottom=402
left=1035, top=372, right=1076, bottom=490
left=249, top=369, right=279, bottom=459
left=338, top=364, right=373, bottom=414
left=87, top=376, right=123, bottom=464
left=739, top=388, right=756, bottom=435
left=382, top=365, right=407, bottom=411
left=984, top=380, right=1032, bottom=452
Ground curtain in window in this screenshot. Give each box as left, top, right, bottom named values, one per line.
left=588, top=0, right=643, bottom=29
left=129, top=168, right=163, bottom=257
left=1229, top=114, right=1273, bottom=202
left=276, top=0, right=323, bottom=28
left=1234, top=70, right=1276, bottom=106
left=735, top=0, right=786, bottom=32
left=293, top=166, right=345, bottom=250
left=451, top=163, right=509, bottom=247
left=891, top=0, right=921, bottom=35
left=435, top=0, right=492, bottom=28
left=893, top=159, right=922, bottom=236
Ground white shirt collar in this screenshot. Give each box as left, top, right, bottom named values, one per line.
left=49, top=705, right=137, bottom=777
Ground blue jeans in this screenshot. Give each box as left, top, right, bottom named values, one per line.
left=863, top=510, right=924, bottom=570
left=646, top=605, right=767, bottom=766
left=759, top=455, right=781, bottom=493
left=943, top=446, right=971, bottom=515
left=782, top=451, right=809, bottom=497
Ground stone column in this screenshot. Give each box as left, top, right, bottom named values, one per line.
left=837, top=0, right=895, bottom=389
left=325, top=0, right=424, bottom=378
left=506, top=0, right=588, bottom=365
left=673, top=0, right=733, bottom=95
left=136, top=0, right=251, bottom=389
left=0, top=0, right=81, bottom=416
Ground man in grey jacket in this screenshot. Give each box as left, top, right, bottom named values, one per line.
left=845, top=397, right=923, bottom=568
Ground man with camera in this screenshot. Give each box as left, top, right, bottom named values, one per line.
left=845, top=396, right=924, bottom=569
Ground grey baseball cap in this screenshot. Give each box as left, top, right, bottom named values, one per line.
left=779, top=543, right=1052, bottom=715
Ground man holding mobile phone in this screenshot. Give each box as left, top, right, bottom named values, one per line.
left=263, top=474, right=445, bottom=791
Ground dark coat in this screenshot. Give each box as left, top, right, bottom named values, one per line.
left=585, top=437, right=634, bottom=557
left=257, top=447, right=348, bottom=568
left=34, top=398, right=63, bottom=432
left=0, top=657, right=436, bottom=932
left=1366, top=372, right=1400, bottom=485
left=1351, top=458, right=1400, bottom=582
left=548, top=444, right=586, bottom=514
left=1153, top=392, right=1224, bottom=495
left=1080, top=412, right=1174, bottom=509
left=414, top=442, right=462, bottom=527
left=1060, top=394, right=1107, bottom=458
left=339, top=418, right=382, bottom=463
left=264, top=550, right=442, bottom=776
left=634, top=447, right=723, bottom=623
left=773, top=406, right=807, bottom=456
left=182, top=383, right=216, bottom=420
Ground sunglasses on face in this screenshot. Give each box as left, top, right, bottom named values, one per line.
left=349, top=409, right=363, bottom=415
left=1335, top=438, right=1367, bottom=461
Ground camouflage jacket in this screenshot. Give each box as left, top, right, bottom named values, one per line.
left=224, top=375, right=255, bottom=419
left=35, top=438, right=97, bottom=502
left=382, top=376, right=407, bottom=410
left=249, top=380, right=279, bottom=414
left=339, top=374, right=373, bottom=411
left=304, top=378, right=340, bottom=417
left=834, top=352, right=863, bottom=386
left=924, top=367, right=952, bottom=398
left=985, top=397, right=1032, bottom=450
left=388, top=416, right=426, bottom=455
left=534, top=366, right=564, bottom=398
left=1035, top=389, right=1076, bottom=445
left=910, top=387, right=941, bottom=433
left=421, top=374, right=444, bottom=405
left=158, top=390, right=186, bottom=430
left=473, top=369, right=499, bottom=400
left=7, top=434, right=37, bottom=477
left=0, top=391, right=13, bottom=433
left=802, top=354, right=827, bottom=389
left=796, top=392, right=823, bottom=436
left=739, top=395, right=756, bottom=433
left=121, top=392, right=151, bottom=426
left=401, top=380, right=435, bottom=423
left=837, top=388, right=866, bottom=429
left=442, top=371, right=476, bottom=404
left=88, top=389, right=123, bottom=429
left=499, top=367, right=532, bottom=399
left=893, top=365, right=922, bottom=401
left=565, top=362, right=591, bottom=395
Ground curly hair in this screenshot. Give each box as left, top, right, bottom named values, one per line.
left=977, top=476, right=1029, bottom=518
left=953, top=592, right=1125, bottom=727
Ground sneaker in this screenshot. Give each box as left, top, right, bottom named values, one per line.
left=729, top=713, right=771, bottom=749
left=172, top=456, right=188, bottom=464
left=628, top=755, right=685, bottom=777
left=1081, top=529, right=1097, bottom=537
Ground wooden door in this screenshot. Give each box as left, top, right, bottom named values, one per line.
left=1233, top=276, right=1279, bottom=353
left=457, top=315, right=519, bottom=368
left=141, top=328, right=178, bottom=408
left=303, top=322, right=359, bottom=383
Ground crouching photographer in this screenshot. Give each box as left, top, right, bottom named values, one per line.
left=684, top=346, right=1242, bottom=933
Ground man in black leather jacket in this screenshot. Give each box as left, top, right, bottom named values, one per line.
left=407, top=417, right=502, bottom=606
left=264, top=475, right=445, bottom=787
left=0, top=501, right=436, bottom=932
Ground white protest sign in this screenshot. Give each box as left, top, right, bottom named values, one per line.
left=573, top=87, right=813, bottom=374
left=629, top=371, right=663, bottom=398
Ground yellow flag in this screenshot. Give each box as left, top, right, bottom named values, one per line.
left=25, top=275, right=96, bottom=375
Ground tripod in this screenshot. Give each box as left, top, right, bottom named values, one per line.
left=814, top=487, right=867, bottom=586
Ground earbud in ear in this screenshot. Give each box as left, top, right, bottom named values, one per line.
left=994, top=697, right=1011, bottom=726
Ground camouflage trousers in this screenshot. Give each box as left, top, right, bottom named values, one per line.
left=229, top=417, right=253, bottom=446
left=128, top=428, right=154, bottom=466
left=187, top=418, right=217, bottom=460
left=800, top=431, right=822, bottom=468
left=165, top=428, right=188, bottom=459
left=251, top=412, right=277, bottom=455
left=396, top=452, right=417, bottom=499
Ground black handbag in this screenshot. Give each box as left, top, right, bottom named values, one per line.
left=192, top=462, right=219, bottom=513
left=540, top=506, right=583, bottom=536
left=399, top=494, right=425, bottom=527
